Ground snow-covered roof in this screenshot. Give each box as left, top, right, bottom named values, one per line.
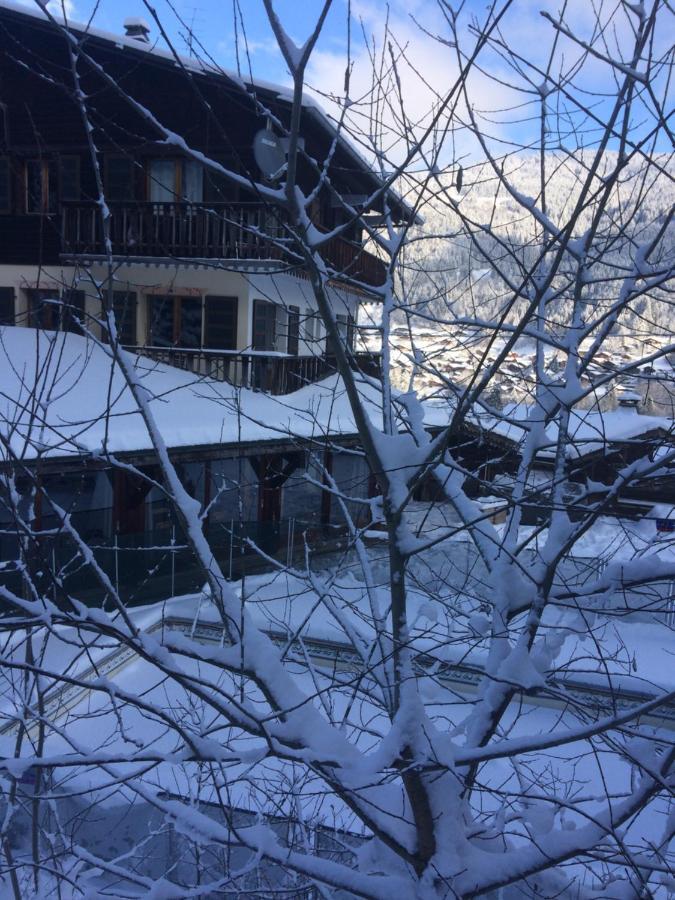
left=478, top=402, right=672, bottom=460
left=0, top=0, right=299, bottom=103
left=2, top=327, right=668, bottom=466
left=0, top=328, right=397, bottom=460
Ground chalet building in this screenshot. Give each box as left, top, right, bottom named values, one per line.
left=0, top=1, right=417, bottom=604
left=0, top=0, right=410, bottom=393
left=0, top=327, right=382, bottom=605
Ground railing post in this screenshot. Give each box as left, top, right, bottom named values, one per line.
left=229, top=519, right=234, bottom=581
left=170, top=525, right=176, bottom=598
left=114, top=530, right=119, bottom=597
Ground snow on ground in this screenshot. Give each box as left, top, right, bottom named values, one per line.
left=0, top=580, right=669, bottom=897
left=0, top=530, right=672, bottom=894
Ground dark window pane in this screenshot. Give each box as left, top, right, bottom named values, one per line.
left=204, top=295, right=237, bottom=350
left=112, top=291, right=137, bottom=345
left=252, top=299, right=276, bottom=351
left=26, top=289, right=59, bottom=329
left=106, top=156, right=134, bottom=201
left=59, top=157, right=80, bottom=201
left=25, top=160, right=56, bottom=214
left=26, top=160, right=43, bottom=213
left=62, top=289, right=85, bottom=334
left=0, top=287, right=14, bottom=324
left=0, top=158, right=9, bottom=213
left=179, top=296, right=202, bottom=348
left=149, top=295, right=175, bottom=346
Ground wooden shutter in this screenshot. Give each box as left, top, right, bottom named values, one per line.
left=287, top=305, right=299, bottom=356
left=204, top=296, right=238, bottom=350
left=106, top=156, right=134, bottom=201
left=0, top=158, right=9, bottom=213
left=252, top=299, right=276, bottom=351
left=0, top=287, right=14, bottom=325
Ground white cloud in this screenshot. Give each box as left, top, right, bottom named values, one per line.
left=16, top=0, right=77, bottom=19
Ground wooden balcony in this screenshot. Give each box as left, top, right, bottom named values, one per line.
left=60, top=202, right=386, bottom=288
left=130, top=346, right=383, bottom=394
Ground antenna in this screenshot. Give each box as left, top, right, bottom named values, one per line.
left=181, top=6, right=205, bottom=58
left=253, top=129, right=286, bottom=180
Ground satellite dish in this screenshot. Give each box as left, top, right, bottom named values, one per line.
left=253, top=129, right=286, bottom=179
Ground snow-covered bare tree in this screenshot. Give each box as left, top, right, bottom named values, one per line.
left=0, top=0, right=673, bottom=897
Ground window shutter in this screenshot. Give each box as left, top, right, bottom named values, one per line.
left=204, top=296, right=238, bottom=350
left=0, top=287, right=14, bottom=325
left=0, top=158, right=10, bottom=213
left=287, top=305, right=299, bottom=356
left=59, top=157, right=80, bottom=202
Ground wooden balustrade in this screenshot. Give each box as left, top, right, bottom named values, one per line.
left=60, top=202, right=386, bottom=288
left=130, top=347, right=382, bottom=394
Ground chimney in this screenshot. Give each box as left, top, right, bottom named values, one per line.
left=123, top=18, right=151, bottom=43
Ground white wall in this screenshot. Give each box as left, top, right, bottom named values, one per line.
left=0, top=264, right=79, bottom=321
left=0, top=262, right=366, bottom=355
left=88, top=263, right=252, bottom=349
left=247, top=272, right=363, bottom=355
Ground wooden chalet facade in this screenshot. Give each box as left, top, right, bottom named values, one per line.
left=0, top=1, right=403, bottom=392
left=1, top=431, right=375, bottom=605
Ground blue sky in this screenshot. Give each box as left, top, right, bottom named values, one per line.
left=75, top=0, right=351, bottom=88
left=29, top=0, right=673, bottom=162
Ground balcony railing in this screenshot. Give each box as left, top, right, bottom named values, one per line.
left=130, top=347, right=382, bottom=394
left=60, top=202, right=386, bottom=288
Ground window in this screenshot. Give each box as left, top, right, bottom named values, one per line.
left=148, top=295, right=202, bottom=348
left=287, top=305, right=299, bottom=356
left=183, top=160, right=202, bottom=202
left=25, top=159, right=56, bottom=214
left=62, top=289, right=85, bottom=334
left=148, top=295, right=174, bottom=346
left=334, top=313, right=355, bottom=351
left=59, top=156, right=80, bottom=201
left=0, top=287, right=14, bottom=325
left=148, top=158, right=203, bottom=203
left=149, top=159, right=175, bottom=203
left=26, top=288, right=60, bottom=329
left=112, top=291, right=137, bottom=345
left=105, top=156, right=135, bottom=201
left=252, top=299, right=277, bottom=351
left=204, top=296, right=238, bottom=350
left=0, top=158, right=9, bottom=213
left=303, top=311, right=314, bottom=343
left=180, top=296, right=202, bottom=347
